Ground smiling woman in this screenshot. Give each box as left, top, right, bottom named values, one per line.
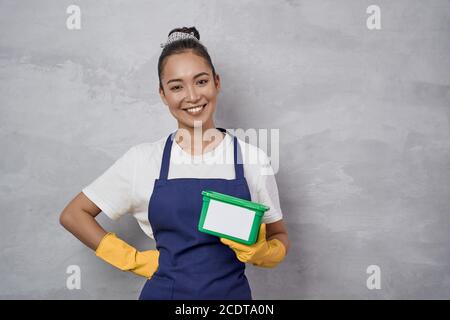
left=59, top=26, right=289, bottom=301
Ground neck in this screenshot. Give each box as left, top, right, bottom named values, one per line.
left=175, top=119, right=224, bottom=155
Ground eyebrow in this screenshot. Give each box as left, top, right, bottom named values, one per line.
left=166, top=72, right=210, bottom=85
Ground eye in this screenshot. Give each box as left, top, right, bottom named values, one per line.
left=170, top=85, right=182, bottom=91
left=197, top=79, right=209, bottom=85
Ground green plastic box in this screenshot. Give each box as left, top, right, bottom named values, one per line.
left=198, top=190, right=270, bottom=245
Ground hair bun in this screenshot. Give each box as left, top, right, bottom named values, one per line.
left=168, top=26, right=200, bottom=41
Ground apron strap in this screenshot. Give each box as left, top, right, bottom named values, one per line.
left=216, top=127, right=245, bottom=180
left=159, top=131, right=176, bottom=180
left=231, top=134, right=245, bottom=180
left=158, top=128, right=244, bottom=180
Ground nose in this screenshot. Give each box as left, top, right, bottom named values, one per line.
left=185, top=85, right=200, bottom=103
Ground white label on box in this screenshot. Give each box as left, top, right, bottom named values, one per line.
left=203, top=199, right=255, bottom=240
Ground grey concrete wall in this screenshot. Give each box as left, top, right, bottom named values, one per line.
left=1, top=0, right=449, bottom=299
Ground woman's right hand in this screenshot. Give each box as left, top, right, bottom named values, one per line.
left=134, top=250, right=160, bottom=278
left=59, top=192, right=159, bottom=278
left=95, top=233, right=159, bottom=278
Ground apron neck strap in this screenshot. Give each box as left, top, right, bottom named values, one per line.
left=159, top=127, right=244, bottom=180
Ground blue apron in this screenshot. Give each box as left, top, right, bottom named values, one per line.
left=139, top=128, right=253, bottom=300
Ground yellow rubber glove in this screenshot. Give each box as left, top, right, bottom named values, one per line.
left=95, top=232, right=159, bottom=278
left=220, top=223, right=286, bottom=268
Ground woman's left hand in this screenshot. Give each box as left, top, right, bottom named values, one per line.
left=220, top=223, right=286, bottom=268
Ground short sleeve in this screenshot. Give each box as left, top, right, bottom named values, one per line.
left=256, top=149, right=284, bottom=224
left=82, top=146, right=137, bottom=221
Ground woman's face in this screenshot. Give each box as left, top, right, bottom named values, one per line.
left=159, top=50, right=220, bottom=130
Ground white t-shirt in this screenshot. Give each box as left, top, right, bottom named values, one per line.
left=82, top=132, right=283, bottom=239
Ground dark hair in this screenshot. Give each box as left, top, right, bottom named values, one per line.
left=158, top=26, right=217, bottom=92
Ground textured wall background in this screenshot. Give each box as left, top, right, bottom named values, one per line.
left=1, top=0, right=449, bottom=299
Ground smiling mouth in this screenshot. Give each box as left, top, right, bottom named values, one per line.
left=184, top=103, right=207, bottom=115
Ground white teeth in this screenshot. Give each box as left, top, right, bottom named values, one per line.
left=186, top=104, right=206, bottom=114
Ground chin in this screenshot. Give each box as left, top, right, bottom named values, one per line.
left=184, top=118, right=210, bottom=128
left=178, top=112, right=214, bottom=129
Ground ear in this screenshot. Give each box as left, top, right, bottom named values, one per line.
left=214, top=74, right=221, bottom=92
left=159, top=87, right=168, bottom=106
